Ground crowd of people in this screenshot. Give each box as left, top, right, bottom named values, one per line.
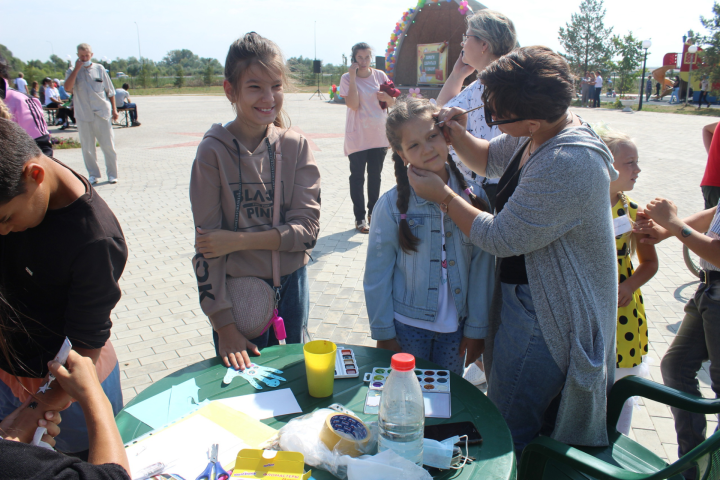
left=0, top=9, right=718, bottom=480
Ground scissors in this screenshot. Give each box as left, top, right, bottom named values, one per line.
left=195, top=444, right=229, bottom=480
left=435, top=105, right=484, bottom=127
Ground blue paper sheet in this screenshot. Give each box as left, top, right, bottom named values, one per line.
left=125, top=378, right=206, bottom=429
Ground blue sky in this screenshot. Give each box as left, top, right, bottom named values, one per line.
left=1, top=0, right=712, bottom=69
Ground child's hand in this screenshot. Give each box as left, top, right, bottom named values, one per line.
left=376, top=338, right=402, bottom=353
left=618, top=281, right=634, bottom=308
left=196, top=227, right=239, bottom=258
left=645, top=198, right=679, bottom=230
left=48, top=350, right=103, bottom=408
left=459, top=337, right=485, bottom=368
left=0, top=399, right=61, bottom=445
left=216, top=324, right=261, bottom=370
left=633, top=211, right=671, bottom=244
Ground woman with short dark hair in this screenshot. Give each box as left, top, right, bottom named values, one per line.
left=407, top=45, right=618, bottom=454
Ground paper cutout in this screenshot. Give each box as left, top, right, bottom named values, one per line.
left=222, top=364, right=286, bottom=389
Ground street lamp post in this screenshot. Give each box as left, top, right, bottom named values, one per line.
left=638, top=40, right=652, bottom=111
left=686, top=44, right=698, bottom=107
left=134, top=22, right=142, bottom=61
left=46, top=41, right=54, bottom=56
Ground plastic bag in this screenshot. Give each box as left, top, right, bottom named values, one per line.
left=346, top=449, right=432, bottom=480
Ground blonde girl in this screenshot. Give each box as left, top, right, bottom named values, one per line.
left=599, top=126, right=659, bottom=435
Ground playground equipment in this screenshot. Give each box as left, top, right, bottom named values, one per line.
left=652, top=38, right=715, bottom=101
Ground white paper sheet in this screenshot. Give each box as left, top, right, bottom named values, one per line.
left=126, top=414, right=247, bottom=479
left=216, top=388, right=302, bottom=420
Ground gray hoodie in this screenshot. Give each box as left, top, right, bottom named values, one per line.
left=471, top=122, right=618, bottom=447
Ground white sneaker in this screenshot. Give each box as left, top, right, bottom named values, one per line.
left=108, top=176, right=118, bottom=184
left=88, top=176, right=99, bottom=185
left=463, top=362, right=486, bottom=386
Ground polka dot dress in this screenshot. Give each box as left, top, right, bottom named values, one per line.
left=614, top=197, right=648, bottom=368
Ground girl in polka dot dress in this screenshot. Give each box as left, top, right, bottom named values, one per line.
left=600, top=127, right=659, bottom=436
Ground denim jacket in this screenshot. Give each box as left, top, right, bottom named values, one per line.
left=364, top=169, right=495, bottom=341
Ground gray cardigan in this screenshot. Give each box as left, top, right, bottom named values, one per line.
left=470, top=123, right=618, bottom=447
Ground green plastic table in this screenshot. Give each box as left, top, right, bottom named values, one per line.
left=116, top=344, right=516, bottom=480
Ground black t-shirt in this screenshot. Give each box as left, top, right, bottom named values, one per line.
left=495, top=142, right=529, bottom=285
left=0, top=160, right=127, bottom=378
left=0, top=439, right=130, bottom=479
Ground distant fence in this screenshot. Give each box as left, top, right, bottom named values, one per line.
left=289, top=72, right=344, bottom=87
left=110, top=75, right=224, bottom=90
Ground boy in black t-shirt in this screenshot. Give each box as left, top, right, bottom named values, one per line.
left=0, top=118, right=127, bottom=454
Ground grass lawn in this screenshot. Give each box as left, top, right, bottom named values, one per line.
left=129, top=83, right=333, bottom=96
left=629, top=103, right=720, bottom=117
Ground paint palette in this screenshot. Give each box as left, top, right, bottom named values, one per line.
left=334, top=346, right=359, bottom=379
left=367, top=367, right=451, bottom=393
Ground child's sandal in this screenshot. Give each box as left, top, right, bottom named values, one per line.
left=356, top=219, right=370, bottom=234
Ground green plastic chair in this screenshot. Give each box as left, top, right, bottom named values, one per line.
left=517, top=376, right=720, bottom=480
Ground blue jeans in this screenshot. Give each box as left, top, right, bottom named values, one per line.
left=393, top=319, right=466, bottom=375
left=121, top=102, right=137, bottom=122
left=0, top=362, right=122, bottom=453
left=488, top=283, right=565, bottom=456
left=670, top=88, right=680, bottom=103
left=213, top=265, right=309, bottom=354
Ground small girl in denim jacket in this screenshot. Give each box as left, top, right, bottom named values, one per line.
left=363, top=97, right=495, bottom=375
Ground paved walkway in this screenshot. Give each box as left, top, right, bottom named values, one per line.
left=50, top=95, right=715, bottom=464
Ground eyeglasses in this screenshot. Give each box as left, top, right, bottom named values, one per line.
left=483, top=102, right=526, bottom=126
left=462, top=34, right=482, bottom=43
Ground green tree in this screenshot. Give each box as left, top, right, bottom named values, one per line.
left=175, top=65, right=185, bottom=88
left=139, top=62, right=153, bottom=88
left=699, top=2, right=720, bottom=87
left=558, top=0, right=614, bottom=76
left=203, top=63, right=214, bottom=86
left=610, top=32, right=643, bottom=95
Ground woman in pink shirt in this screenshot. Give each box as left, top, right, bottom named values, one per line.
left=339, top=43, right=396, bottom=233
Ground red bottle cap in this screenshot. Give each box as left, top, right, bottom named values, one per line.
left=391, top=353, right=415, bottom=371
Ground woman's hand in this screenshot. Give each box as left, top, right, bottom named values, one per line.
left=216, top=324, right=261, bottom=370
left=377, top=91, right=393, bottom=103
left=196, top=227, right=241, bottom=258
left=49, top=351, right=103, bottom=408
left=349, top=63, right=360, bottom=80
left=645, top=198, right=680, bottom=231
left=376, top=338, right=402, bottom=353
left=618, top=281, right=634, bottom=308
left=450, top=51, right=476, bottom=81
left=407, top=165, right=451, bottom=203
left=459, top=337, right=485, bottom=368
left=435, top=107, right=469, bottom=145
left=633, top=211, right=671, bottom=245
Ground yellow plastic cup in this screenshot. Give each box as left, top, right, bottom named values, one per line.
left=303, top=340, right=337, bottom=398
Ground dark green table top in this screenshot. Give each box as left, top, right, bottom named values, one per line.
left=116, top=344, right=516, bottom=480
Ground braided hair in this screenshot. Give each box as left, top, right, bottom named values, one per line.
left=387, top=97, right=491, bottom=253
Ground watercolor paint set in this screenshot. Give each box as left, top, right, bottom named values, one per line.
left=362, top=367, right=452, bottom=418
left=333, top=346, right=359, bottom=379
left=365, top=367, right=451, bottom=393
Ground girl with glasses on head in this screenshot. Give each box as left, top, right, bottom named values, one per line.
left=408, top=46, right=618, bottom=456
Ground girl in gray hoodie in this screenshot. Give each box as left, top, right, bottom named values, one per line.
left=189, top=33, right=321, bottom=371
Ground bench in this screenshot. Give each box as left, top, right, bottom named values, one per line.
left=43, top=106, right=58, bottom=125
left=113, top=106, right=136, bottom=127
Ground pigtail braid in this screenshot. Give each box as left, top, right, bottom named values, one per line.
left=393, top=152, right=420, bottom=253
left=447, top=155, right=491, bottom=213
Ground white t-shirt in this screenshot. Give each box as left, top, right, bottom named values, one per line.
left=14, top=77, right=27, bottom=94
left=702, top=79, right=709, bottom=92
left=701, top=207, right=720, bottom=272
left=395, top=211, right=459, bottom=333
left=44, top=87, right=60, bottom=105
left=595, top=76, right=604, bottom=88
left=338, top=69, right=390, bottom=156
left=444, top=80, right=501, bottom=185
left=114, top=88, right=129, bottom=106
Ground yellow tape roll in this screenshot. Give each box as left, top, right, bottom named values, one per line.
left=319, top=413, right=370, bottom=457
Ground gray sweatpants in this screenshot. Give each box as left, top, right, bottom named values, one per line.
left=661, top=278, right=720, bottom=478
left=78, top=115, right=118, bottom=179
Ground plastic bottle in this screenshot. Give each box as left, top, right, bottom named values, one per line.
left=378, top=353, right=425, bottom=465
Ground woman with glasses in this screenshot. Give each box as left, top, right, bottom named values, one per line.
left=436, top=9, right=517, bottom=387
left=408, top=46, right=618, bottom=456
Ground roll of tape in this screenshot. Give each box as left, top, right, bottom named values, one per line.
left=319, top=413, right=370, bottom=457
